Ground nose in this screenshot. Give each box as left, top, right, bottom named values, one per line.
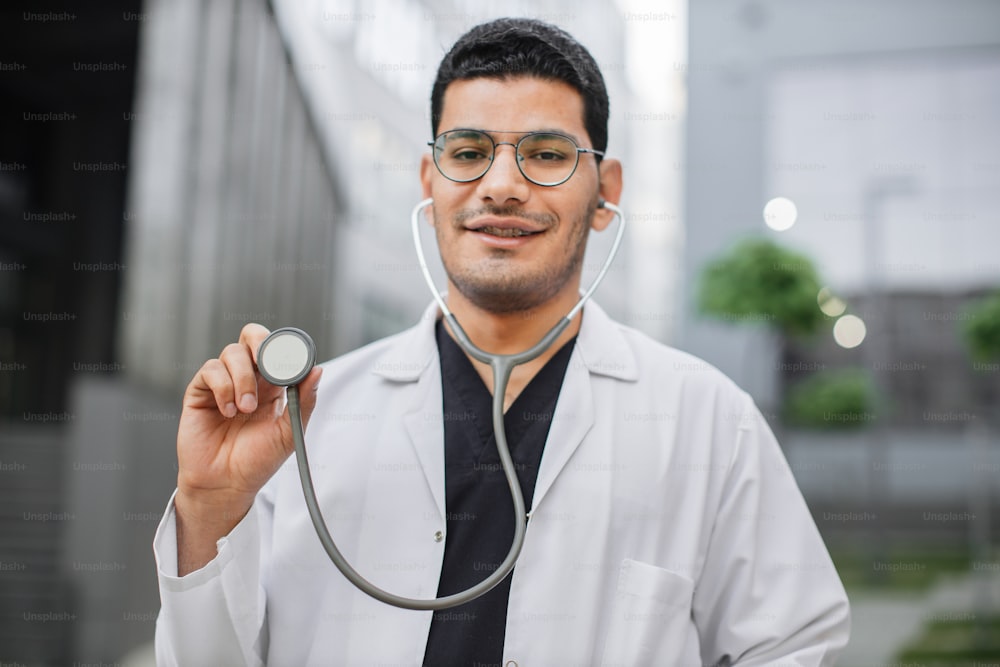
left=475, top=142, right=530, bottom=205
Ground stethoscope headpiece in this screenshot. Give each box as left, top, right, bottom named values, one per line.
left=257, top=327, right=316, bottom=387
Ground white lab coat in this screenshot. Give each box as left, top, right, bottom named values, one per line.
left=154, top=302, right=850, bottom=666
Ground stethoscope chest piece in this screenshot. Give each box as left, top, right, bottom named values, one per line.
left=258, top=327, right=316, bottom=387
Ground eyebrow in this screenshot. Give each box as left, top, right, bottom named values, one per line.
left=444, top=127, right=586, bottom=146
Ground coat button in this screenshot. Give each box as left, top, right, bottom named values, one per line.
left=434, top=530, right=444, bottom=542
left=505, top=661, right=518, bottom=667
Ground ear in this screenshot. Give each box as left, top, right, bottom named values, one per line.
left=592, top=158, right=623, bottom=231
left=419, top=154, right=435, bottom=223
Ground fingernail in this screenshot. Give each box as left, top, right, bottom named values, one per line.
left=239, top=394, right=257, bottom=412
left=223, top=402, right=237, bottom=418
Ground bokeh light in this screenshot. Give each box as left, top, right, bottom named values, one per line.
left=833, top=314, right=867, bottom=348
left=818, top=287, right=847, bottom=317
left=763, top=196, right=798, bottom=231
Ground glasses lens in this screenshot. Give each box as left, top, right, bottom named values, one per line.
left=517, top=133, right=579, bottom=186
left=434, top=130, right=493, bottom=182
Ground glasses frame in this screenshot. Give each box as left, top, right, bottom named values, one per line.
left=428, top=129, right=605, bottom=187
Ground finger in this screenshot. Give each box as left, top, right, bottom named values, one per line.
left=189, top=358, right=238, bottom=418
left=254, top=367, right=286, bottom=407
left=219, top=342, right=259, bottom=414
left=296, top=366, right=324, bottom=431
left=237, top=323, right=281, bottom=409
left=239, top=322, right=272, bottom=367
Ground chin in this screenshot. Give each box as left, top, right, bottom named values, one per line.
left=451, top=277, right=560, bottom=315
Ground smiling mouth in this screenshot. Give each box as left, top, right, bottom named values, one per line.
left=475, top=226, right=541, bottom=238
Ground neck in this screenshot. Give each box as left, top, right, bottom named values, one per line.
left=443, top=284, right=583, bottom=356
left=441, top=284, right=584, bottom=411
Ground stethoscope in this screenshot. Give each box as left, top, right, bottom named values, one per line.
left=256, top=197, right=625, bottom=610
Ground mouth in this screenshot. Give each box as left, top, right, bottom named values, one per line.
left=465, top=217, right=547, bottom=239
left=474, top=226, right=540, bottom=238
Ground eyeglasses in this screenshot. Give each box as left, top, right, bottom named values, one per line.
left=428, top=129, right=604, bottom=187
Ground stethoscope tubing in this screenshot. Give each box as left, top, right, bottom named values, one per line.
left=288, top=198, right=625, bottom=610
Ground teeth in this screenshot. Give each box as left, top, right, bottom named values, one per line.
left=478, top=226, right=535, bottom=237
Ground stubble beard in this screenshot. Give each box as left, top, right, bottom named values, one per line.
left=436, top=205, right=594, bottom=315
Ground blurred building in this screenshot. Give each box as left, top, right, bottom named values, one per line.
left=683, top=0, right=1000, bottom=411
left=0, top=3, right=142, bottom=663
left=682, top=0, right=1000, bottom=545
left=1, top=0, right=686, bottom=663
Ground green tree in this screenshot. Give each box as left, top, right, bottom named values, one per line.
left=962, top=291, right=1000, bottom=361
left=783, top=368, right=878, bottom=430
left=697, top=237, right=880, bottom=429
left=698, top=238, right=826, bottom=337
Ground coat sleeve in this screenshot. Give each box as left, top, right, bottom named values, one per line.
left=152, top=487, right=274, bottom=667
left=692, top=394, right=851, bottom=666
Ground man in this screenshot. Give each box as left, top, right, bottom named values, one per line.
left=154, top=18, right=850, bottom=666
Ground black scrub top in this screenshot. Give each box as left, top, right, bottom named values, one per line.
left=422, top=319, right=577, bottom=666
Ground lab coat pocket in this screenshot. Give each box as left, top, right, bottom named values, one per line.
left=600, top=558, right=695, bottom=666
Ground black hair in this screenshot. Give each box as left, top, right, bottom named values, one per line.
left=431, top=18, right=609, bottom=157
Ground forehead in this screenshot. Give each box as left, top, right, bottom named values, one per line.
left=438, top=76, right=588, bottom=140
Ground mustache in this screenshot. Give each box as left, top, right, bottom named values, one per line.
left=453, top=205, right=557, bottom=227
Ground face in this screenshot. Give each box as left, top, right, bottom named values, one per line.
left=420, top=76, right=621, bottom=315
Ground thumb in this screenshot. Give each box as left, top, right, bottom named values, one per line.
left=296, top=366, right=323, bottom=432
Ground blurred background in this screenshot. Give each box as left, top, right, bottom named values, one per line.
left=1, top=0, right=998, bottom=664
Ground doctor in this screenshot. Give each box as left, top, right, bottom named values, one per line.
left=154, top=17, right=850, bottom=666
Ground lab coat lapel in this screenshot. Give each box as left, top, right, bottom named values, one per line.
left=529, top=354, right=594, bottom=513
left=403, top=388, right=446, bottom=521
left=373, top=303, right=447, bottom=521
left=529, top=302, right=637, bottom=514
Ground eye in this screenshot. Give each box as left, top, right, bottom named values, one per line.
left=520, top=134, right=575, bottom=163
left=529, top=150, right=567, bottom=161
left=450, top=147, right=489, bottom=161
left=438, top=130, right=493, bottom=163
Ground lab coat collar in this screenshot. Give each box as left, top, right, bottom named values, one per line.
left=574, top=301, right=639, bottom=382
left=370, top=300, right=639, bottom=383
left=374, top=299, right=638, bottom=520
